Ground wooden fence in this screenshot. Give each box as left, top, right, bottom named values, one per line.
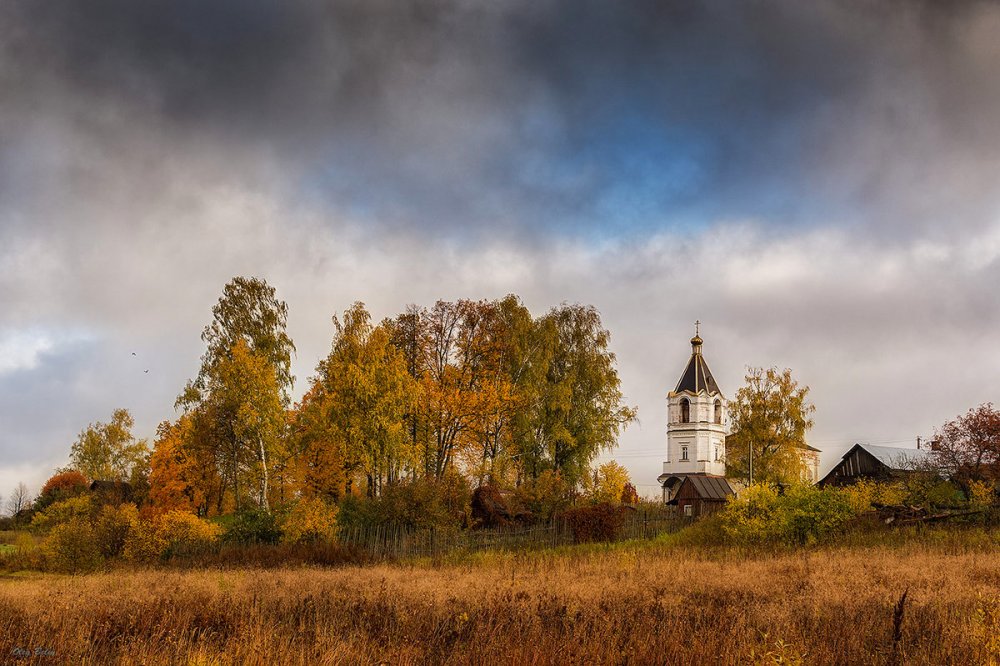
left=337, top=509, right=690, bottom=560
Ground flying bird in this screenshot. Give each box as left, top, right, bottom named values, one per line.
left=131, top=352, right=136, bottom=356
left=144, top=369, right=149, bottom=374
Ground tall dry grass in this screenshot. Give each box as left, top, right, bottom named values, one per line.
left=1, top=541, right=999, bottom=665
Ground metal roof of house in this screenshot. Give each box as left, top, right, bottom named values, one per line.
left=858, top=444, right=935, bottom=470
left=685, top=475, right=735, bottom=500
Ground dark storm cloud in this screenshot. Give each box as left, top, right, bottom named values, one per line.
left=5, top=0, right=1000, bottom=237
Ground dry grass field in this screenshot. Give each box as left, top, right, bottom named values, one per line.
left=1, top=536, right=999, bottom=665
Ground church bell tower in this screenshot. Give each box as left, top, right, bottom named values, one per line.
left=658, top=323, right=728, bottom=499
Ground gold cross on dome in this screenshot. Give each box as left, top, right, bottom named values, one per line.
left=695, top=320, right=700, bottom=336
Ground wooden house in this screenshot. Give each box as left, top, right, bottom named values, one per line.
left=666, top=475, right=734, bottom=517
left=89, top=479, right=133, bottom=505
left=817, top=443, right=936, bottom=487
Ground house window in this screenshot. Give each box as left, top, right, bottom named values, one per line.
left=714, top=446, right=719, bottom=462
left=681, top=446, right=689, bottom=461
left=683, top=504, right=693, bottom=517
left=714, top=399, right=722, bottom=424
left=680, top=398, right=690, bottom=423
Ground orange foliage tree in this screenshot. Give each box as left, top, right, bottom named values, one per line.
left=149, top=416, right=213, bottom=516
left=35, top=470, right=89, bottom=510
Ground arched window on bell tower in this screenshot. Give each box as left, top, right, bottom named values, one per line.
left=680, top=398, right=690, bottom=423
left=714, top=399, right=722, bottom=425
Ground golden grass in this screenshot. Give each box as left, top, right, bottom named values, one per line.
left=1, top=539, right=999, bottom=665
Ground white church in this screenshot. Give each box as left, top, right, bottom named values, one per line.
left=657, top=326, right=821, bottom=508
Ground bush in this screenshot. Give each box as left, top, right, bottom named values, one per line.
left=559, top=503, right=630, bottom=543
left=221, top=507, right=283, bottom=545
left=122, top=519, right=165, bottom=563
left=94, top=503, right=140, bottom=558
left=719, top=483, right=853, bottom=546
left=31, top=495, right=95, bottom=533
left=839, top=479, right=908, bottom=513
left=718, top=484, right=783, bottom=544
left=341, top=472, right=471, bottom=531
left=281, top=498, right=338, bottom=544
left=781, top=484, right=855, bottom=545
left=45, top=518, right=102, bottom=573
left=157, top=511, right=220, bottom=557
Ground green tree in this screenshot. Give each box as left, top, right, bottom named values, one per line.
left=181, top=276, right=296, bottom=406
left=725, top=367, right=815, bottom=485
left=516, top=304, right=637, bottom=486
left=463, top=295, right=536, bottom=486
left=313, top=303, right=417, bottom=497
left=69, top=408, right=148, bottom=482
left=387, top=305, right=426, bottom=477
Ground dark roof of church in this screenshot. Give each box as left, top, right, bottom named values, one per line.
left=674, top=336, right=721, bottom=395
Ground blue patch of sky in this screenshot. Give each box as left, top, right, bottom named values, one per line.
left=294, top=103, right=835, bottom=243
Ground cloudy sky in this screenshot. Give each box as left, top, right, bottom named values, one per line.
left=2, top=0, right=999, bottom=498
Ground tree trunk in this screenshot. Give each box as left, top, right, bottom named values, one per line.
left=258, top=435, right=270, bottom=512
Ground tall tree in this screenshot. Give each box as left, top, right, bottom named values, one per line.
left=725, top=367, right=815, bottom=485
left=412, top=298, right=535, bottom=481
left=313, top=303, right=417, bottom=496
left=203, top=339, right=286, bottom=511
left=417, top=300, right=476, bottom=479
left=175, top=277, right=296, bottom=513
left=516, top=304, right=637, bottom=486
left=388, top=305, right=427, bottom=477
left=933, top=402, right=1000, bottom=491
left=181, top=276, right=296, bottom=406
left=69, top=408, right=148, bottom=482
left=460, top=296, right=535, bottom=486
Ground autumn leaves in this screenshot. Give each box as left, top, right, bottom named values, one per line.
left=150, top=278, right=636, bottom=517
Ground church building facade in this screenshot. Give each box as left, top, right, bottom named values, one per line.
left=657, top=327, right=730, bottom=503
